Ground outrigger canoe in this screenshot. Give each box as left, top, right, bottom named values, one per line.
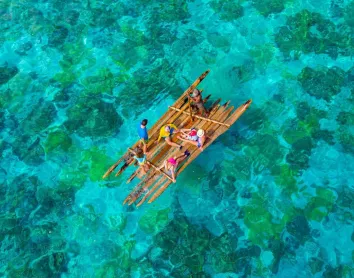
left=103, top=70, right=252, bottom=207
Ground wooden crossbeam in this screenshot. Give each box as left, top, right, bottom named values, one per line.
left=168, top=106, right=231, bottom=127
left=128, top=148, right=174, bottom=183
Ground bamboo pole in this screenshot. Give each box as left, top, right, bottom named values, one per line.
left=128, top=148, right=175, bottom=183
left=168, top=106, right=231, bottom=127
left=188, top=96, right=193, bottom=122
left=102, top=156, right=125, bottom=179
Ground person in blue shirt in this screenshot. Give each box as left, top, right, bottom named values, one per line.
left=137, top=119, right=149, bottom=154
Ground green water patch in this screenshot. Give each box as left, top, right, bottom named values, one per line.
left=138, top=208, right=170, bottom=235
left=304, top=187, right=337, bottom=222
left=250, top=44, right=275, bottom=70
left=44, top=130, right=73, bottom=154
left=242, top=192, right=297, bottom=247
left=79, top=146, right=115, bottom=182
left=275, top=10, right=354, bottom=59
left=95, top=240, right=136, bottom=276
left=210, top=0, right=244, bottom=21
left=284, top=103, right=334, bottom=146
left=245, top=133, right=286, bottom=174
left=271, top=164, right=298, bottom=196
left=64, top=96, right=123, bottom=138
left=81, top=68, right=124, bottom=95
left=298, top=66, right=345, bottom=101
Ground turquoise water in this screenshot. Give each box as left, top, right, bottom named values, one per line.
left=1, top=0, right=354, bottom=276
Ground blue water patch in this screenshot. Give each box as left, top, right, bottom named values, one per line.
left=1, top=0, right=354, bottom=277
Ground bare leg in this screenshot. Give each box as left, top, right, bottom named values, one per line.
left=177, top=136, right=199, bottom=147
left=143, top=142, right=147, bottom=154
left=165, top=137, right=181, bottom=148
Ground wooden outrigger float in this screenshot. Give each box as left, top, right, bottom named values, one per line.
left=103, top=70, right=252, bottom=207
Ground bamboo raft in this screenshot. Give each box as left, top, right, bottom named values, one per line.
left=103, top=70, right=252, bottom=207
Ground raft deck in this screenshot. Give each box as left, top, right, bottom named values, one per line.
left=103, top=70, right=252, bottom=207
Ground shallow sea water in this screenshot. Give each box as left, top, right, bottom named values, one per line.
left=1, top=0, right=354, bottom=277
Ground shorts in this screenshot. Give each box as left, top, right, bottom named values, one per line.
left=188, top=135, right=198, bottom=141
left=140, top=138, right=149, bottom=144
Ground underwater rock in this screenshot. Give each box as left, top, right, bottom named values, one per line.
left=23, top=100, right=57, bottom=134
left=305, top=188, right=337, bottom=222
left=286, top=137, right=314, bottom=172
left=81, top=68, right=117, bottom=95
left=235, top=245, right=262, bottom=258
left=253, top=0, right=287, bottom=16
left=283, top=234, right=300, bottom=254
left=337, top=128, right=354, bottom=154
left=0, top=64, right=19, bottom=85
left=312, top=129, right=335, bottom=145
left=64, top=96, right=123, bottom=138
left=12, top=135, right=45, bottom=165
left=15, top=41, right=33, bottom=56
left=207, top=33, right=231, bottom=53
left=286, top=215, right=311, bottom=243
left=275, top=10, right=354, bottom=59
left=48, top=26, right=69, bottom=47
left=336, top=111, right=354, bottom=126
left=64, top=10, right=80, bottom=26
left=210, top=232, right=237, bottom=254
left=323, top=265, right=343, bottom=278
left=229, top=60, right=256, bottom=84
left=237, top=106, right=265, bottom=130
left=344, top=1, right=354, bottom=29
left=309, top=257, right=324, bottom=275
left=298, top=66, right=345, bottom=101
left=210, top=0, right=244, bottom=21
left=268, top=239, right=285, bottom=274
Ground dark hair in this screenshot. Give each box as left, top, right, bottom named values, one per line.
left=141, top=119, right=148, bottom=126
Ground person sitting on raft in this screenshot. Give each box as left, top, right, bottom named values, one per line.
left=177, top=129, right=206, bottom=151
left=133, top=148, right=150, bottom=175
left=188, top=89, right=209, bottom=117
left=116, top=146, right=142, bottom=176
left=158, top=150, right=190, bottom=183
left=156, top=123, right=182, bottom=149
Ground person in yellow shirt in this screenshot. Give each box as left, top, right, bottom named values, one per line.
left=156, top=124, right=182, bottom=149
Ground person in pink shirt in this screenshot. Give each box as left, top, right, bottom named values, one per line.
left=158, top=150, right=190, bottom=183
